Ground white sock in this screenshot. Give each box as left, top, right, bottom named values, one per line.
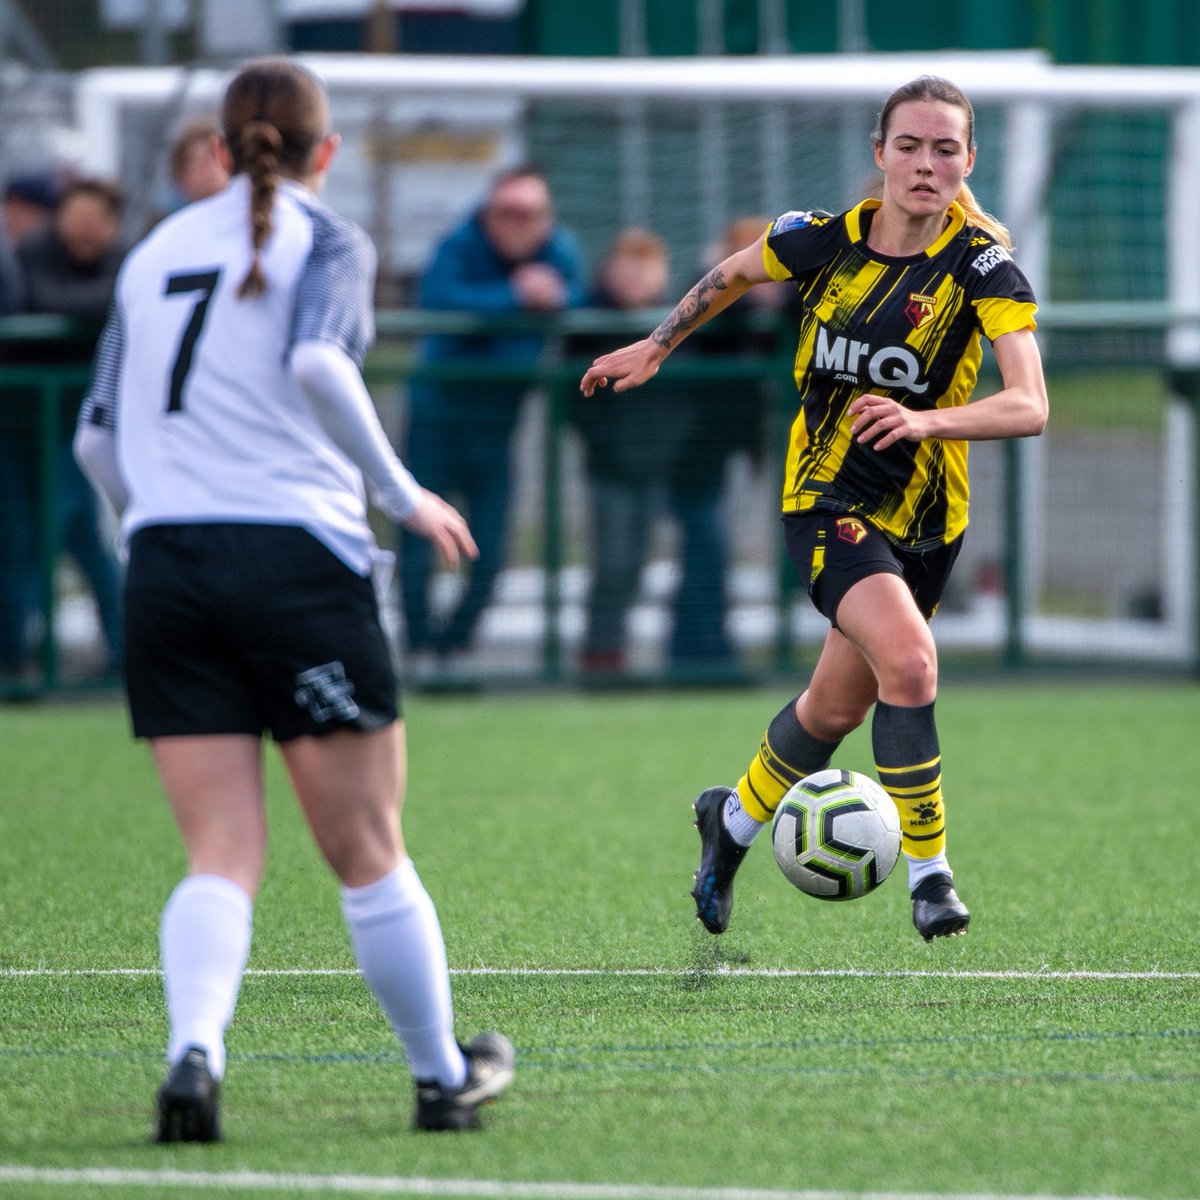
left=906, top=851, right=953, bottom=891
left=160, top=873, right=253, bottom=1080
left=723, top=787, right=767, bottom=847
left=341, top=859, right=467, bottom=1089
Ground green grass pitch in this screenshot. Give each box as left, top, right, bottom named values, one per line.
left=2, top=682, right=1199, bottom=1200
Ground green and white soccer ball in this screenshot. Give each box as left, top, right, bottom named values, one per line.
left=771, top=769, right=901, bottom=901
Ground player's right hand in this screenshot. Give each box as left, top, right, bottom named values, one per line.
left=579, top=338, right=668, bottom=396
left=402, top=488, right=479, bottom=568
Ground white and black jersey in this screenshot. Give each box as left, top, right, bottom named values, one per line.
left=81, top=175, right=383, bottom=574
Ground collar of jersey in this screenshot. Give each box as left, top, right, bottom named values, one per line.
left=846, top=198, right=966, bottom=260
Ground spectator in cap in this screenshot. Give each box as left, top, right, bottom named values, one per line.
left=1, top=170, right=63, bottom=316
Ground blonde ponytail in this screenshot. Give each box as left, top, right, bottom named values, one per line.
left=956, top=181, right=1013, bottom=252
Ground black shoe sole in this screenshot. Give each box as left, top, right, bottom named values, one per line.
left=913, top=899, right=970, bottom=943
left=918, top=915, right=969, bottom=942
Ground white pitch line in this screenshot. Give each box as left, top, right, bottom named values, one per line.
left=0, top=1165, right=1162, bottom=1200
left=2, top=967, right=1199, bottom=981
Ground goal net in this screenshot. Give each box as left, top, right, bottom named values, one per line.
left=60, top=51, right=1200, bottom=677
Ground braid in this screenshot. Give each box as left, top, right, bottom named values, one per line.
left=237, top=118, right=281, bottom=299
left=222, top=58, right=329, bottom=299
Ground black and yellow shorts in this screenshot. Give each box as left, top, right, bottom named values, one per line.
left=782, top=511, right=963, bottom=628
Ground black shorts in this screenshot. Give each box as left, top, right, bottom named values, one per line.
left=783, top=511, right=963, bottom=628
left=124, top=523, right=399, bottom=741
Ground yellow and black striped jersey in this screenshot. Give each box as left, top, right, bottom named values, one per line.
left=763, top=198, right=1037, bottom=549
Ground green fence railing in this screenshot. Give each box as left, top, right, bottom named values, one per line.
left=3, top=307, right=1195, bottom=698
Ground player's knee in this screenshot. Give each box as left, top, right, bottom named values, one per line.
left=319, top=823, right=402, bottom=888
left=878, top=643, right=937, bottom=704
left=799, top=692, right=870, bottom=740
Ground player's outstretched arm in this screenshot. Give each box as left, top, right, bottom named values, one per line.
left=579, top=235, right=770, bottom=396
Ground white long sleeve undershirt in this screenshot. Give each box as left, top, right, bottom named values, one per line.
left=74, top=422, right=129, bottom=518
left=290, top=339, right=422, bottom=524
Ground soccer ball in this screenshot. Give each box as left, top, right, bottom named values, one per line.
left=770, top=769, right=901, bottom=901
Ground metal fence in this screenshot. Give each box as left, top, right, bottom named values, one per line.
left=2, top=309, right=1197, bottom=702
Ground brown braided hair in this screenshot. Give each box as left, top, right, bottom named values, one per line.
left=221, top=57, right=329, bottom=298
left=872, top=75, right=1013, bottom=251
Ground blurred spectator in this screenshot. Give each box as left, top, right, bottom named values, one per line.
left=664, top=214, right=792, bottom=670
left=399, top=166, right=586, bottom=675
left=143, top=117, right=230, bottom=237
left=0, top=178, right=128, bottom=677
left=19, top=179, right=127, bottom=322
left=168, top=117, right=229, bottom=206
left=569, top=228, right=696, bottom=674
left=1, top=170, right=62, bottom=315
left=0, top=169, right=64, bottom=674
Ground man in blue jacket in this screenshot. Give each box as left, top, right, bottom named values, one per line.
left=400, top=167, right=585, bottom=674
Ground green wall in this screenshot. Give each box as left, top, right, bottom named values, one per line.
left=522, top=0, right=1200, bottom=65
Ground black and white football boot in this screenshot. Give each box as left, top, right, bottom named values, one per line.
left=413, top=1032, right=515, bottom=1132
left=690, top=786, right=750, bottom=934
left=911, top=873, right=970, bottom=942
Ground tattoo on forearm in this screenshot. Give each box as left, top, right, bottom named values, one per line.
left=651, top=266, right=728, bottom=348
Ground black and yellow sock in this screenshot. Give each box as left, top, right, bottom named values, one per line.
left=871, top=699, right=946, bottom=861
left=736, top=697, right=843, bottom=822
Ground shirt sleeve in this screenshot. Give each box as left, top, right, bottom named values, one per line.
left=77, top=296, right=125, bottom=434
left=289, top=212, right=377, bottom=367
left=763, top=210, right=834, bottom=283
left=967, top=250, right=1039, bottom=340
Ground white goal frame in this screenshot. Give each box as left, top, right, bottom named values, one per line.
left=72, top=51, right=1200, bottom=667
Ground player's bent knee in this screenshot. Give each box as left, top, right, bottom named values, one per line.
left=812, top=703, right=871, bottom=740
left=878, top=647, right=937, bottom=704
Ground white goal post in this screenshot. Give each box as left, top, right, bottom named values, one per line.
left=72, top=52, right=1200, bottom=668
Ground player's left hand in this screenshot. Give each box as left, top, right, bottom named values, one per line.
left=402, top=488, right=479, bottom=568
left=848, top=393, right=930, bottom=451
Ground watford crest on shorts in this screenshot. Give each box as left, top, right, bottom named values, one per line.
left=836, top=517, right=868, bottom=545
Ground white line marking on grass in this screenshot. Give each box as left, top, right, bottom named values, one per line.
left=3, top=967, right=1199, bottom=981
left=0, top=1165, right=1162, bottom=1200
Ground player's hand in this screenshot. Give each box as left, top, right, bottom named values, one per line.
left=848, top=393, right=930, bottom=451
left=579, top=338, right=668, bottom=396
left=401, top=488, right=479, bottom=568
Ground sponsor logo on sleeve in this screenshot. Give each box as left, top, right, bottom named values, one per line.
left=773, top=210, right=816, bottom=234
left=970, top=244, right=1013, bottom=276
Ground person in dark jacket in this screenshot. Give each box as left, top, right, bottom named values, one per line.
left=399, top=167, right=585, bottom=674
left=3, top=178, right=128, bottom=675
left=568, top=228, right=695, bottom=673
left=664, top=215, right=796, bottom=669
left=0, top=170, right=62, bottom=674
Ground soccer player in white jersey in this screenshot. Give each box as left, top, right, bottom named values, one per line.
left=74, top=57, right=514, bottom=1140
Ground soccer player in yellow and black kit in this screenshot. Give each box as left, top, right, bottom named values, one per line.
left=580, top=75, right=1048, bottom=941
